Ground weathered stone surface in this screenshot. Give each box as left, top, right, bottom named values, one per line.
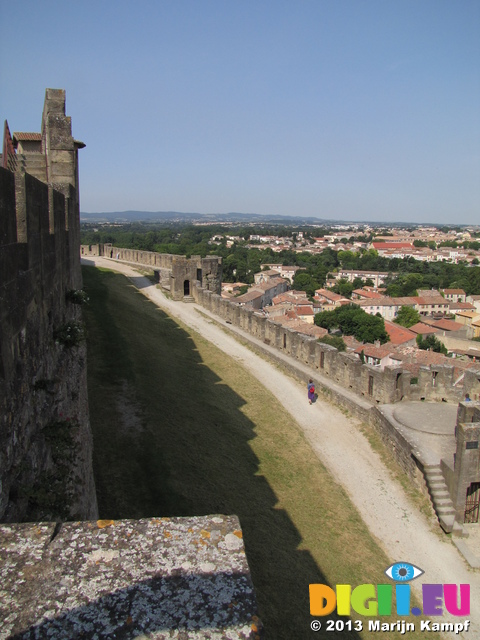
left=1, top=90, right=96, bottom=523
left=0, top=515, right=262, bottom=639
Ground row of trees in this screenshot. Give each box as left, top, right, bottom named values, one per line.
left=412, top=239, right=480, bottom=252
left=80, top=223, right=480, bottom=294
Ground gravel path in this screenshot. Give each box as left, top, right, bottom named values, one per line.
left=84, top=258, right=480, bottom=638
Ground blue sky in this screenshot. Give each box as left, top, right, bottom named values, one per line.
left=1, top=1, right=479, bottom=224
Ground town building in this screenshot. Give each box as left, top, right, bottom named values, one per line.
left=333, top=269, right=392, bottom=287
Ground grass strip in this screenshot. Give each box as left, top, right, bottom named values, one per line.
left=82, top=265, right=432, bottom=640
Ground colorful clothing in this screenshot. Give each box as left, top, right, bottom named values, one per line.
left=308, top=382, right=315, bottom=403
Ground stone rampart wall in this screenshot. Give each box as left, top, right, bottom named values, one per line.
left=193, top=284, right=477, bottom=406
left=80, top=245, right=223, bottom=300
left=76, top=250, right=480, bottom=495
left=0, top=166, right=97, bottom=522
left=370, top=407, right=424, bottom=480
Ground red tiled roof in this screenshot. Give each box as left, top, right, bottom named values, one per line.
left=273, top=315, right=328, bottom=337
left=296, top=305, right=314, bottom=315
left=372, top=242, right=414, bottom=249
left=391, top=347, right=479, bottom=377
left=394, top=297, right=419, bottom=306
left=233, top=290, right=263, bottom=303
left=314, top=289, right=344, bottom=301
left=352, top=289, right=383, bottom=299
left=417, top=289, right=444, bottom=298
left=254, top=277, right=287, bottom=292
left=412, top=296, right=448, bottom=306
left=354, top=344, right=396, bottom=359
left=384, top=320, right=416, bottom=345
left=453, top=302, right=476, bottom=310
left=393, top=349, right=448, bottom=367
left=13, top=132, right=42, bottom=141
left=428, top=318, right=466, bottom=331
left=272, top=292, right=310, bottom=306
left=409, top=322, right=439, bottom=335
left=357, top=297, right=397, bottom=307
left=340, top=335, right=363, bottom=351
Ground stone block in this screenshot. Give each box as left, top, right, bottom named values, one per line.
left=0, top=516, right=262, bottom=639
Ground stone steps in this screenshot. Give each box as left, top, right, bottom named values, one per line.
left=423, top=464, right=466, bottom=536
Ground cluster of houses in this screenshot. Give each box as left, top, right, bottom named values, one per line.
left=221, top=264, right=480, bottom=380
left=210, top=225, right=480, bottom=264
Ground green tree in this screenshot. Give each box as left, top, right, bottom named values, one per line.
left=331, top=279, right=354, bottom=298
left=235, top=285, right=249, bottom=296
left=351, top=277, right=364, bottom=289
left=354, top=313, right=388, bottom=344
left=337, top=250, right=356, bottom=269
left=293, top=272, right=320, bottom=297
left=314, top=310, right=338, bottom=331
left=314, top=304, right=388, bottom=344
left=385, top=273, right=423, bottom=297
left=319, top=335, right=346, bottom=351
left=416, top=334, right=448, bottom=355
left=393, top=306, right=421, bottom=328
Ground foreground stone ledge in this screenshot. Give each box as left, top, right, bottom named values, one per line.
left=0, top=515, right=262, bottom=639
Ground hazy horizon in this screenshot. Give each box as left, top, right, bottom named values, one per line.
left=79, top=208, right=478, bottom=228
left=1, top=1, right=479, bottom=224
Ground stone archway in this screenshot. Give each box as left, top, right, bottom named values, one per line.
left=183, top=279, right=190, bottom=296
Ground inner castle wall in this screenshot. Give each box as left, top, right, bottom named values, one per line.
left=192, top=285, right=480, bottom=406
left=81, top=244, right=480, bottom=408
left=81, top=243, right=222, bottom=300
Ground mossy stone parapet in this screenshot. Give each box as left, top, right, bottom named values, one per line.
left=0, top=515, right=262, bottom=639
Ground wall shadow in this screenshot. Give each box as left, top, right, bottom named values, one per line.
left=8, top=572, right=257, bottom=639
left=80, top=266, right=363, bottom=640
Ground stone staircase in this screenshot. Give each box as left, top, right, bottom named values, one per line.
left=423, top=464, right=466, bottom=537
left=183, top=295, right=195, bottom=303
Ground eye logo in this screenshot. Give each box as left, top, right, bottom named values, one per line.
left=385, top=562, right=424, bottom=582
left=310, top=561, right=470, bottom=618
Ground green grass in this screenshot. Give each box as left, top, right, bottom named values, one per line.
left=82, top=266, right=432, bottom=640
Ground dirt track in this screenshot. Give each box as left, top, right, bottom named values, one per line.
left=83, top=257, right=480, bottom=638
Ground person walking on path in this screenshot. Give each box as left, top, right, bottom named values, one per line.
left=307, top=379, right=315, bottom=405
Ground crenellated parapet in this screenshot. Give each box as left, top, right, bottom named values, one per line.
left=0, top=91, right=97, bottom=523
left=81, top=244, right=223, bottom=300
left=193, top=284, right=480, bottom=406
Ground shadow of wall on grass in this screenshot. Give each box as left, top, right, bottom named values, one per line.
left=82, top=266, right=364, bottom=640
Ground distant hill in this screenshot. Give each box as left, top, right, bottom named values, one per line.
left=81, top=210, right=199, bottom=223
left=79, top=210, right=466, bottom=228
left=79, top=210, right=336, bottom=224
